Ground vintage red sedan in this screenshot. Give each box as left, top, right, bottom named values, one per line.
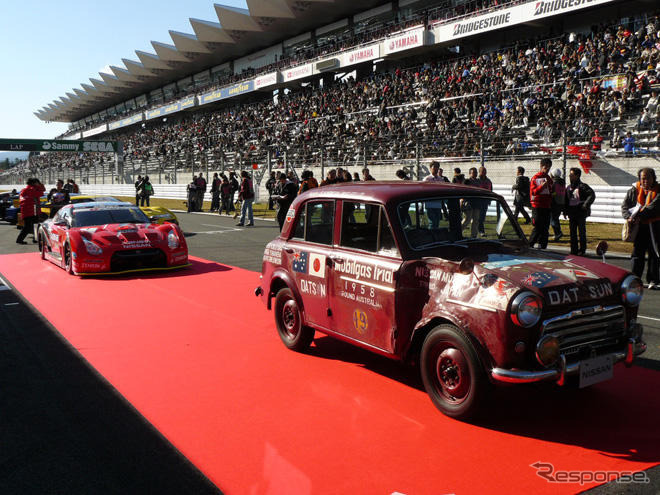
left=37, top=202, right=189, bottom=276
left=256, top=181, right=646, bottom=419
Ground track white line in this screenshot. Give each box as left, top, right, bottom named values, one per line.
left=638, top=315, right=660, bottom=322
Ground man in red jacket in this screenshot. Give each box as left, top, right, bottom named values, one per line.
left=16, top=178, right=45, bottom=244
left=529, top=158, right=553, bottom=249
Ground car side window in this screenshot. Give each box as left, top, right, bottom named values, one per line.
left=341, top=202, right=398, bottom=256
left=291, top=204, right=306, bottom=240
left=306, top=201, right=334, bottom=245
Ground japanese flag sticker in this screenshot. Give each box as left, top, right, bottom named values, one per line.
left=309, top=253, right=326, bottom=278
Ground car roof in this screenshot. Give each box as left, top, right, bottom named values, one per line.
left=295, top=181, right=500, bottom=205
left=69, top=201, right=136, bottom=210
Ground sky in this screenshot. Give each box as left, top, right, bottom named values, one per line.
left=0, top=0, right=246, bottom=143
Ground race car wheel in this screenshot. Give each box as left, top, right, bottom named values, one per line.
left=64, top=244, right=74, bottom=275
left=274, top=288, right=314, bottom=352
left=420, top=325, right=489, bottom=420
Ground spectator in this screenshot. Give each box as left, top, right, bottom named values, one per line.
left=462, top=167, right=480, bottom=237
left=591, top=129, right=604, bottom=152
left=194, top=173, right=206, bottom=212
left=396, top=169, right=410, bottom=180
left=321, top=169, right=338, bottom=186
left=210, top=172, right=221, bottom=212
left=273, top=173, right=297, bottom=231
left=550, top=168, right=566, bottom=241
left=187, top=177, right=198, bottom=213
left=476, top=166, right=493, bottom=235
left=564, top=167, right=595, bottom=256
left=362, top=168, right=375, bottom=181
left=511, top=166, right=531, bottom=224
left=140, top=176, right=154, bottom=207
left=265, top=172, right=276, bottom=210
left=47, top=179, right=71, bottom=218
left=16, top=178, right=45, bottom=245
left=298, top=170, right=319, bottom=194
left=134, top=175, right=143, bottom=206
left=624, top=132, right=636, bottom=156
left=424, top=161, right=449, bottom=228
left=529, top=158, right=554, bottom=249
left=219, top=176, right=233, bottom=216
left=621, top=167, right=660, bottom=288
left=236, top=171, right=254, bottom=227
left=229, top=172, right=239, bottom=212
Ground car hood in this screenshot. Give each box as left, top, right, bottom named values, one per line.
left=475, top=252, right=621, bottom=307
left=77, top=223, right=167, bottom=246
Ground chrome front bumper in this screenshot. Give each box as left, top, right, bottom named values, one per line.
left=491, top=338, right=647, bottom=385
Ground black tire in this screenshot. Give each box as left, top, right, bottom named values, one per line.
left=274, top=288, right=314, bottom=352
left=39, top=232, right=47, bottom=260
left=64, top=244, right=74, bottom=275
left=420, top=325, right=489, bottom=420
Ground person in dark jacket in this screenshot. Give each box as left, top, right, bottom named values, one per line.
left=47, top=179, right=71, bottom=218
left=134, top=175, right=143, bottom=206
left=210, top=173, right=221, bottom=212
left=17, top=178, right=45, bottom=244
left=621, top=167, right=660, bottom=288
left=511, top=166, right=531, bottom=223
left=229, top=172, right=239, bottom=212
left=564, top=168, right=595, bottom=256
left=550, top=168, right=566, bottom=241
left=273, top=174, right=297, bottom=230
left=265, top=172, right=276, bottom=210
left=219, top=176, right=232, bottom=215
left=236, top=171, right=255, bottom=227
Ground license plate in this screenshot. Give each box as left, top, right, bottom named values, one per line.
left=579, top=355, right=614, bottom=388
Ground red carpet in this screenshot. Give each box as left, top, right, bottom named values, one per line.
left=1, top=252, right=659, bottom=494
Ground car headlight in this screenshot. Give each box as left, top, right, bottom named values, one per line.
left=82, top=238, right=102, bottom=255
left=621, top=275, right=643, bottom=307
left=536, top=335, right=560, bottom=366
left=510, top=291, right=542, bottom=328
left=167, top=230, right=179, bottom=249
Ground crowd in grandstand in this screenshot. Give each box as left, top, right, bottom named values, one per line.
left=7, top=11, right=660, bottom=181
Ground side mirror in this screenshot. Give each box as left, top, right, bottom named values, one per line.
left=458, top=257, right=475, bottom=275
left=149, top=216, right=158, bottom=222
left=596, top=240, right=608, bottom=262
left=54, top=220, right=67, bottom=227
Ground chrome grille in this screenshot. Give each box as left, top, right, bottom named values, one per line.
left=541, top=305, right=626, bottom=359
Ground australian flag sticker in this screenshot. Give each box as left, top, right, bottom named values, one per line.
left=522, top=271, right=558, bottom=288
left=292, top=251, right=309, bottom=273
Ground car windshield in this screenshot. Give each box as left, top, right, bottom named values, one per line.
left=71, top=207, right=149, bottom=227
left=398, top=196, right=525, bottom=250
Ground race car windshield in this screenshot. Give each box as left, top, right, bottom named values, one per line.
left=71, top=207, right=149, bottom=227
left=70, top=196, right=121, bottom=204
left=398, top=196, right=525, bottom=250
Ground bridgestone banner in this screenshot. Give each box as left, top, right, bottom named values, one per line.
left=0, top=138, right=119, bottom=153
left=432, top=0, right=615, bottom=42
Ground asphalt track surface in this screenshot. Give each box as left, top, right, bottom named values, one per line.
left=0, top=211, right=658, bottom=494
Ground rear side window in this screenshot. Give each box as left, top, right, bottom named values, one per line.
left=341, top=202, right=398, bottom=256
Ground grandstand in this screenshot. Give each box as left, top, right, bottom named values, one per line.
left=2, top=0, right=659, bottom=208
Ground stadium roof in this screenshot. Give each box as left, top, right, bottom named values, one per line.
left=36, top=0, right=383, bottom=123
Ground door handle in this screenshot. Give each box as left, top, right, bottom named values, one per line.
left=330, top=256, right=344, bottom=265
left=284, top=247, right=294, bottom=253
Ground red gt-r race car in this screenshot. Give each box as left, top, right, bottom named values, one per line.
left=37, top=202, right=190, bottom=276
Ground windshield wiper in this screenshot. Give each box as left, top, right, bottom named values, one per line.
left=455, top=238, right=504, bottom=246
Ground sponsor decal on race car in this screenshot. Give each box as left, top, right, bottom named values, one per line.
left=121, top=240, right=152, bottom=248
